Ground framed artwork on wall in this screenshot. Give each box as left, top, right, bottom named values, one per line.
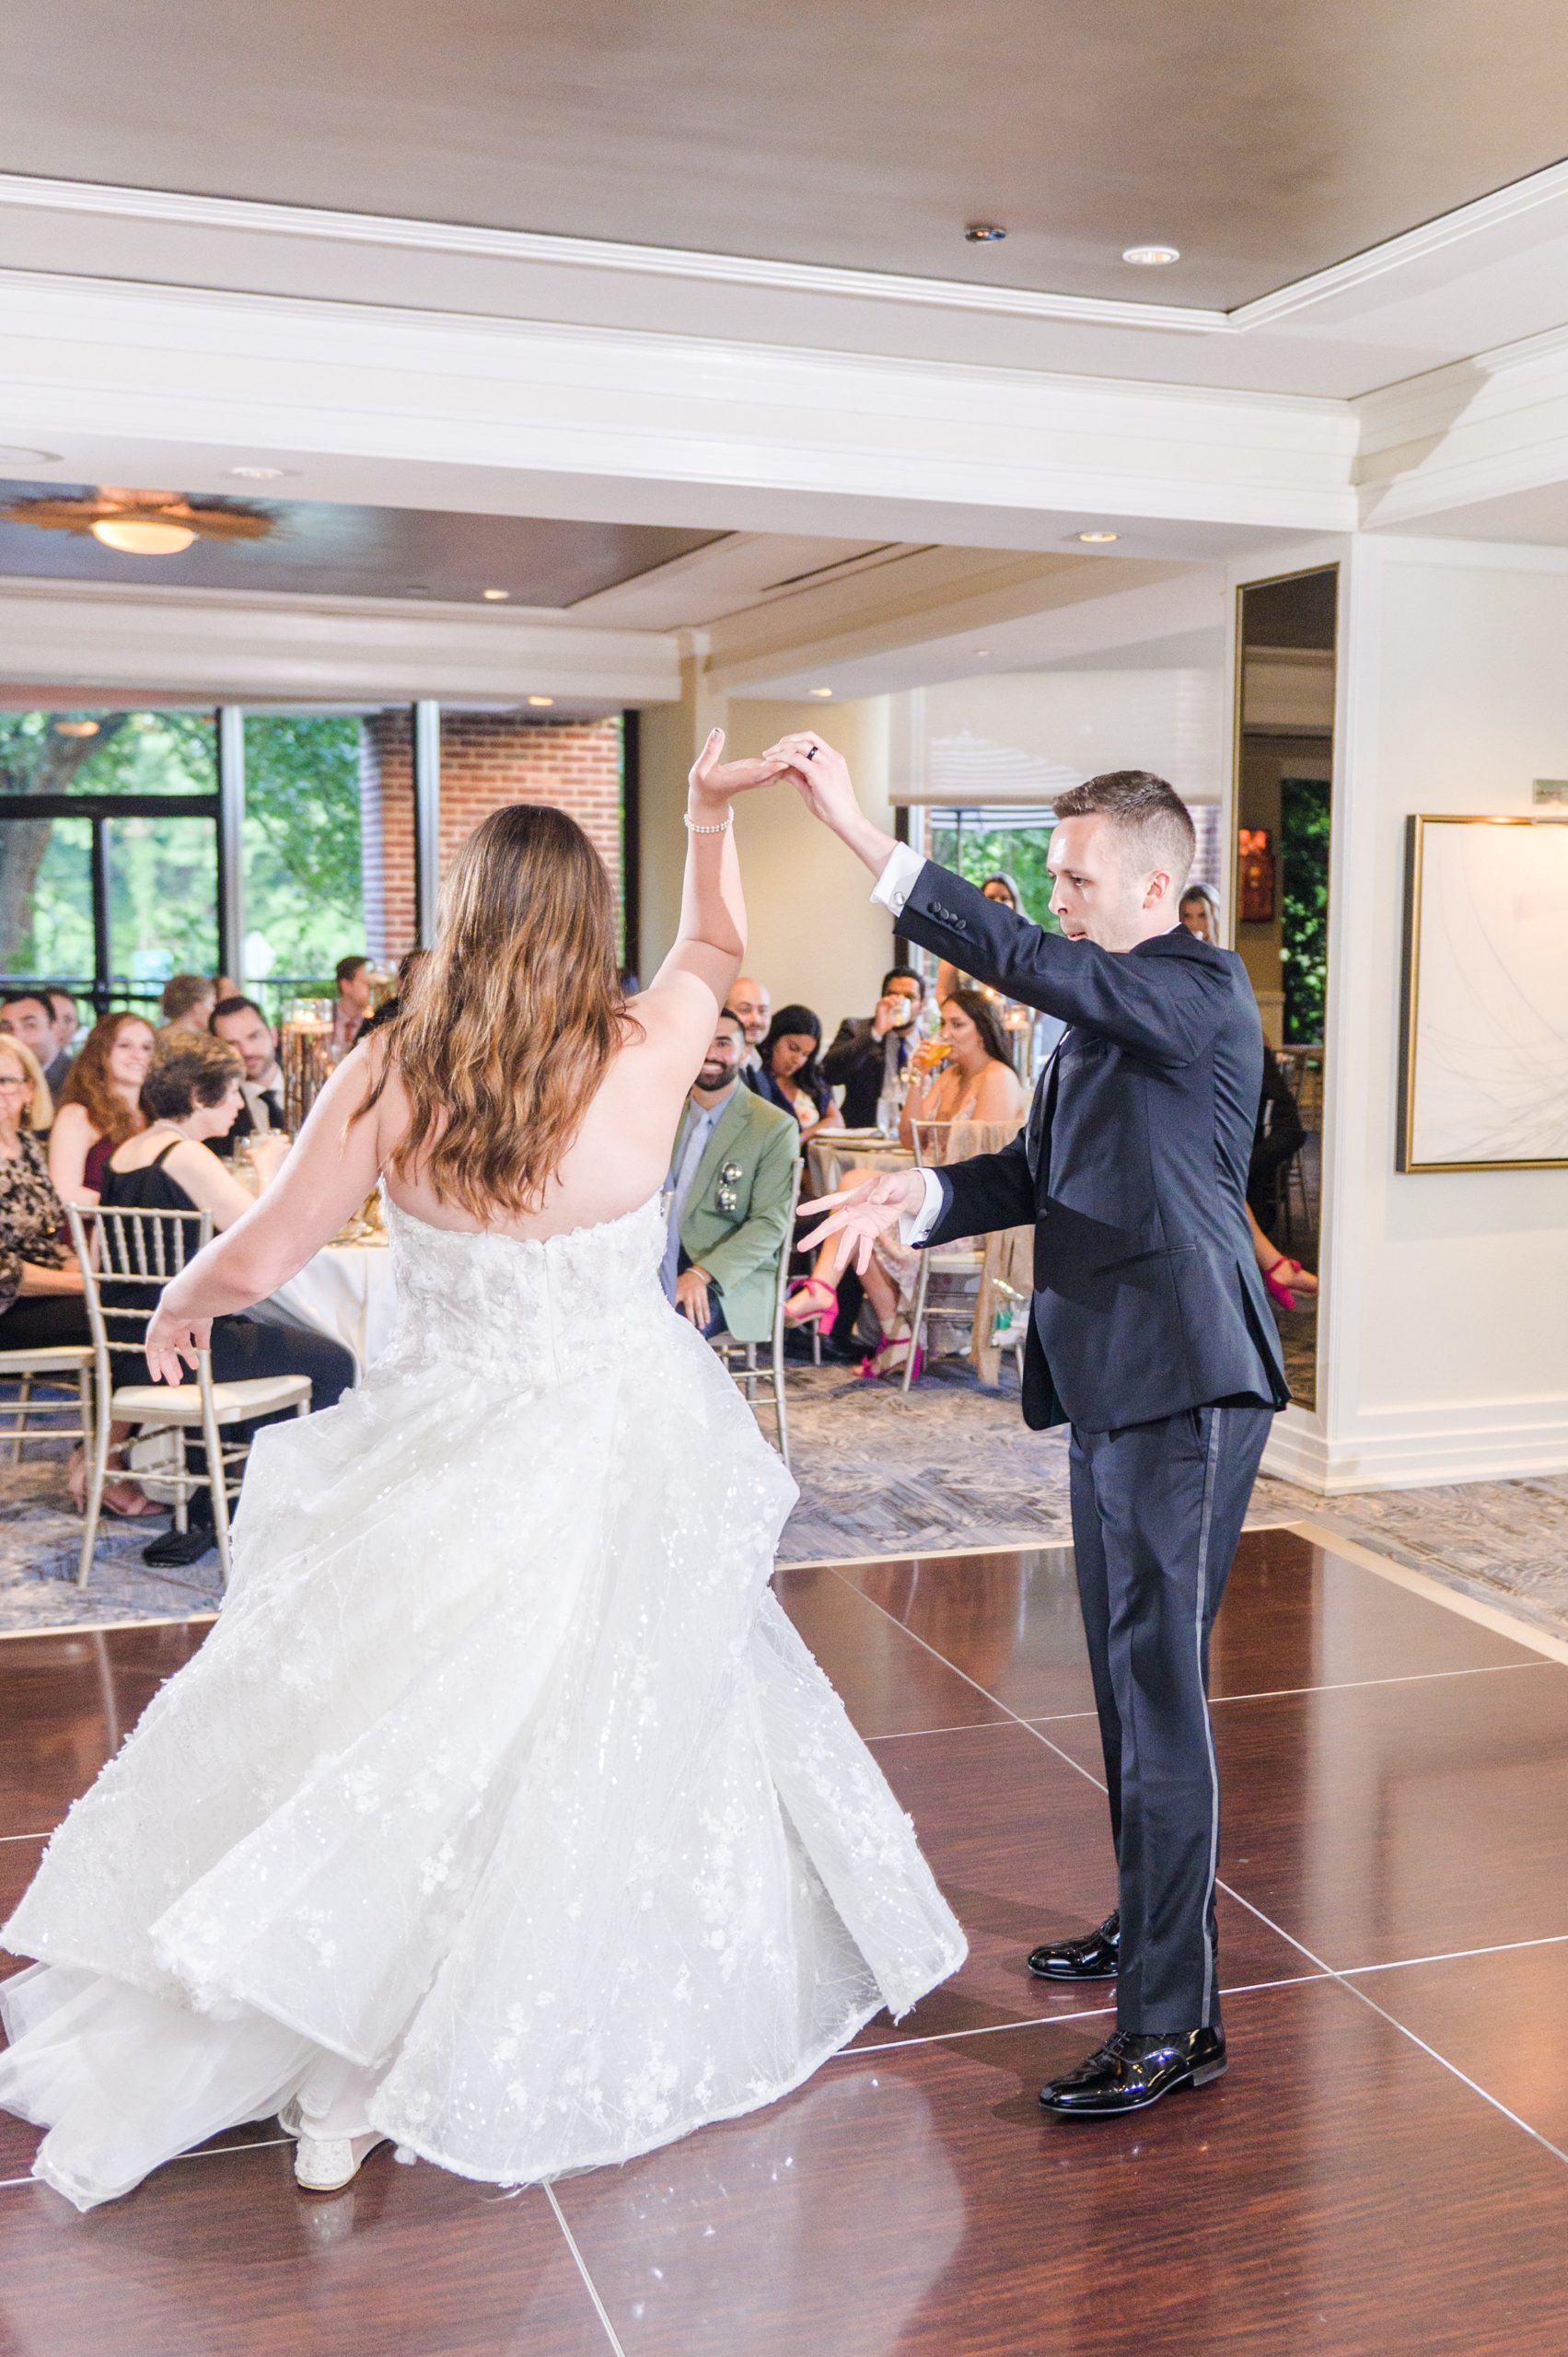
left=1398, top=814, right=1568, bottom=1171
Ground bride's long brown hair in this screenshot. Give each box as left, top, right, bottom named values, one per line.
left=363, top=803, right=633, bottom=1218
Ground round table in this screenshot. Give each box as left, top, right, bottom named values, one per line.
left=256, top=1238, right=396, bottom=1380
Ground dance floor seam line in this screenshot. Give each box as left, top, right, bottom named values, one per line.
left=841, top=1969, right=1333, bottom=2055
left=832, top=1561, right=1568, bottom=2176
left=545, top=2179, right=626, bottom=2356
left=0, top=2133, right=296, bottom=2203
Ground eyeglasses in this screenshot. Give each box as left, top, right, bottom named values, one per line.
left=0, top=1075, right=32, bottom=1090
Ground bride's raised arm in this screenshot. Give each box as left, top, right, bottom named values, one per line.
left=637, top=728, right=785, bottom=1069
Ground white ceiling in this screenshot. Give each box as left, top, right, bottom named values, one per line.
left=6, top=0, right=1568, bottom=314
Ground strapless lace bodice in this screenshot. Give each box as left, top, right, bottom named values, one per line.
left=377, top=1193, right=668, bottom=1385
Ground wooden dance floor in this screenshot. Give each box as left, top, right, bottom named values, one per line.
left=4, top=1527, right=1568, bottom=2353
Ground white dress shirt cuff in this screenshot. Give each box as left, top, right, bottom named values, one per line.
left=870, top=842, right=926, bottom=917
left=900, top=1167, right=946, bottom=1247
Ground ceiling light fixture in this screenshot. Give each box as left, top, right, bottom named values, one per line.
left=482, top=588, right=509, bottom=601
left=964, top=224, right=1007, bottom=244
left=973, top=648, right=993, bottom=657
left=0, top=447, right=63, bottom=468
left=52, top=719, right=99, bottom=738
left=90, top=517, right=196, bottom=555
left=527, top=694, right=554, bottom=708
left=225, top=465, right=292, bottom=481
left=1075, top=529, right=1121, bottom=544
left=1121, top=244, right=1179, bottom=266
left=0, top=485, right=271, bottom=556
left=807, top=687, right=834, bottom=700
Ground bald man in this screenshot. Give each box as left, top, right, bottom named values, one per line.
left=728, top=975, right=772, bottom=1095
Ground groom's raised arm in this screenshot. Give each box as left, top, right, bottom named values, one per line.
left=879, top=849, right=1226, bottom=1070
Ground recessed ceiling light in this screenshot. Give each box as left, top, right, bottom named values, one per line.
left=807, top=687, right=834, bottom=700
left=964, top=224, right=1007, bottom=244
left=527, top=694, right=554, bottom=708
left=1075, top=529, right=1121, bottom=543
left=0, top=447, right=63, bottom=468
left=225, top=465, right=294, bottom=481
left=482, top=587, right=509, bottom=601
left=90, top=517, right=195, bottom=555
left=1121, top=244, right=1179, bottom=267
left=973, top=648, right=993, bottom=657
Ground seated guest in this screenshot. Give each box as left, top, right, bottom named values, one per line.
left=49, top=1011, right=157, bottom=1204
left=0, top=1031, right=159, bottom=1520
left=0, top=1035, right=87, bottom=1353
left=208, top=994, right=285, bottom=1151
left=102, top=1035, right=355, bottom=1567
left=661, top=1008, right=797, bottom=1341
left=158, top=973, right=216, bottom=1039
left=899, top=987, right=1028, bottom=1145
left=44, top=989, right=79, bottom=1096
left=756, top=1005, right=843, bottom=1148
left=0, top=994, right=60, bottom=1125
left=787, top=990, right=1027, bottom=1368
left=820, top=967, right=926, bottom=1128
left=727, top=975, right=772, bottom=1092
left=333, top=954, right=374, bottom=1051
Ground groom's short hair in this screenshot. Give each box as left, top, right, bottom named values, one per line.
left=1053, top=772, right=1195, bottom=890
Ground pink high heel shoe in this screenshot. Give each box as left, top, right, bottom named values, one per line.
left=860, top=1329, right=923, bottom=1383
left=1261, top=1254, right=1317, bottom=1311
left=784, top=1276, right=838, bottom=1336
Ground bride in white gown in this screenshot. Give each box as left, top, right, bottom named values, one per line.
left=0, top=733, right=965, bottom=2210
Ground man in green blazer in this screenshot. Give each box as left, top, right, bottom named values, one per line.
left=661, top=1007, right=799, bottom=1344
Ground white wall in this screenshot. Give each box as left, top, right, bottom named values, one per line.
left=891, top=667, right=1228, bottom=807
left=637, top=676, right=898, bottom=1033
left=1314, top=545, right=1568, bottom=1489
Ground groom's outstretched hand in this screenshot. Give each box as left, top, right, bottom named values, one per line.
left=798, top=1170, right=927, bottom=1275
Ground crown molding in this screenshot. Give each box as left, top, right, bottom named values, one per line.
left=0, top=172, right=1231, bottom=337
left=5, top=158, right=1568, bottom=343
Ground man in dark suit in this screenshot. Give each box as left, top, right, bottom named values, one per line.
left=208, top=995, right=285, bottom=1156
left=781, top=734, right=1288, bottom=2121
left=820, top=967, right=926, bottom=1127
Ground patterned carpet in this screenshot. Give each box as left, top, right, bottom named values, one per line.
left=2, top=1364, right=1564, bottom=1643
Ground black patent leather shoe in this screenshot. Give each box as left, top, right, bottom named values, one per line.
left=1039, top=2026, right=1226, bottom=2117
left=1026, top=1910, right=1120, bottom=1981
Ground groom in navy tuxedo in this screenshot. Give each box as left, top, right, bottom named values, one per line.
left=782, top=740, right=1288, bottom=2120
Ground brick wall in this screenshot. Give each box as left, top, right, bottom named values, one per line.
left=359, top=711, right=624, bottom=961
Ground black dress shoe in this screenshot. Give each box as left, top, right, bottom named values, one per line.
left=1027, top=1910, right=1120, bottom=1981
left=142, top=1525, right=216, bottom=1569
left=1039, top=2026, right=1226, bottom=2118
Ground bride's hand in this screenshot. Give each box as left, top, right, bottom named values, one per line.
left=145, top=1302, right=213, bottom=1386
left=797, top=1170, right=926, bottom=1275
left=688, top=727, right=791, bottom=804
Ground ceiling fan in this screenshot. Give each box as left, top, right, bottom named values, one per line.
left=0, top=485, right=274, bottom=556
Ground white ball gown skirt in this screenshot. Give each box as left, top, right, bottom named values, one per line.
left=0, top=1197, right=966, bottom=2210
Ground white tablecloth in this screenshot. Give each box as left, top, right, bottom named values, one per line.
left=256, top=1241, right=397, bottom=1379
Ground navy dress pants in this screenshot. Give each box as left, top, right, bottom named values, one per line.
left=1068, top=1402, right=1273, bottom=2035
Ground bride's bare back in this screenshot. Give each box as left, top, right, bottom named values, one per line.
left=144, top=729, right=787, bottom=1377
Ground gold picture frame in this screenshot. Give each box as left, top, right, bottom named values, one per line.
left=1398, top=814, right=1568, bottom=1172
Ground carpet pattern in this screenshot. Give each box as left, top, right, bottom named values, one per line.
left=3, top=1367, right=1565, bottom=1645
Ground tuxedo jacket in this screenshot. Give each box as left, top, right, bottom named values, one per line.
left=900, top=864, right=1290, bottom=1434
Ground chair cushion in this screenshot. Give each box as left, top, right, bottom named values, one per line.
left=0, top=1346, right=93, bottom=1374
left=110, top=1375, right=312, bottom=1423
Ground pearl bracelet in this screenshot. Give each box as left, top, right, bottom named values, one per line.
left=684, top=806, right=734, bottom=833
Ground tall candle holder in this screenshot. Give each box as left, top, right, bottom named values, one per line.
left=280, top=998, right=335, bottom=1132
